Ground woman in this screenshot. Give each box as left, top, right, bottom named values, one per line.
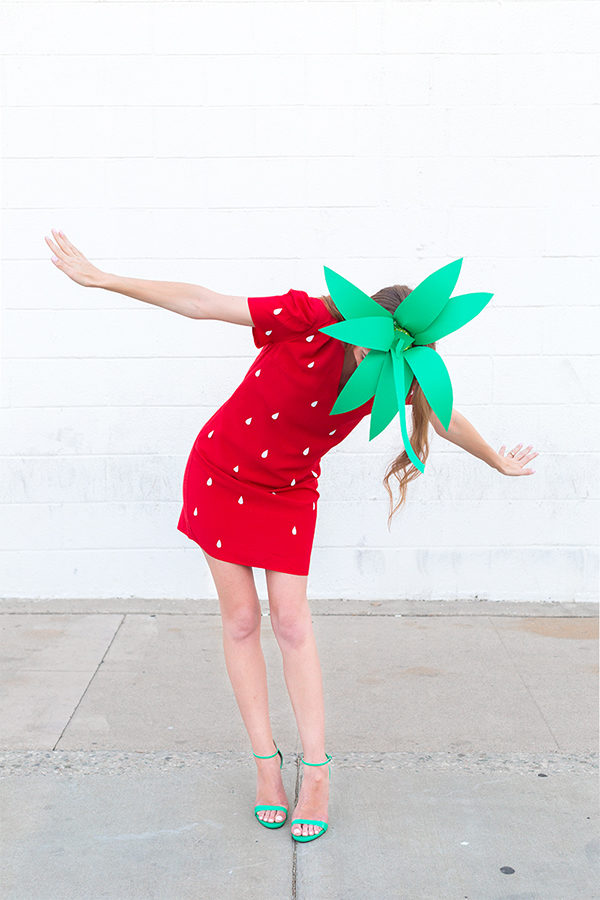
left=45, top=228, right=538, bottom=843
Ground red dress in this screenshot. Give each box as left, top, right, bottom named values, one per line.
left=177, top=289, right=415, bottom=575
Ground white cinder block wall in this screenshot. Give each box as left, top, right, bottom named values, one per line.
left=1, top=1, right=598, bottom=602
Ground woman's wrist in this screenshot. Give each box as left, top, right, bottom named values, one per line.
left=92, top=270, right=114, bottom=290
left=490, top=452, right=506, bottom=473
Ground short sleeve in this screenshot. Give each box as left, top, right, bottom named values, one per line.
left=248, top=289, right=330, bottom=349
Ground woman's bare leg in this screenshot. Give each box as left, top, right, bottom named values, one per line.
left=202, top=549, right=289, bottom=824
left=265, top=570, right=330, bottom=839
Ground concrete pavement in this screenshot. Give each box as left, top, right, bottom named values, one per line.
left=0, top=597, right=598, bottom=899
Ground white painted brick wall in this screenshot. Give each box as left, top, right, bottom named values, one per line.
left=1, top=1, right=598, bottom=602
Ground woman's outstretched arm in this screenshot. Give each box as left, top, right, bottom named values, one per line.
left=428, top=407, right=538, bottom=477
left=44, top=228, right=252, bottom=324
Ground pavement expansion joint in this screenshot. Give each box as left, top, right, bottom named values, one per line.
left=0, top=749, right=597, bottom=777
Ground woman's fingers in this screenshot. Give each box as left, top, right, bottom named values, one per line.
left=515, top=447, right=538, bottom=466
left=50, top=228, right=69, bottom=254
left=50, top=228, right=78, bottom=258
left=497, top=441, right=538, bottom=475
left=53, top=228, right=84, bottom=258
left=504, top=442, right=539, bottom=465
left=45, top=230, right=78, bottom=268
left=45, top=228, right=104, bottom=287
left=44, top=233, right=63, bottom=258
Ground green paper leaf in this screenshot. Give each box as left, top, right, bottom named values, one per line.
left=329, top=348, right=385, bottom=415
left=323, top=266, right=390, bottom=320
left=391, top=353, right=425, bottom=472
left=393, top=331, right=415, bottom=355
left=403, top=346, right=453, bottom=430
left=368, top=353, right=398, bottom=439
left=393, top=258, right=463, bottom=336
left=318, top=316, right=395, bottom=351
left=412, top=292, right=494, bottom=344
left=319, top=260, right=492, bottom=475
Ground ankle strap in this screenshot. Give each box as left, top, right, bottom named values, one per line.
left=300, top=752, right=332, bottom=767
left=252, top=740, right=279, bottom=760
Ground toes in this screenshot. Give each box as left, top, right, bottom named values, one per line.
left=258, top=808, right=286, bottom=824
left=292, top=822, right=323, bottom=837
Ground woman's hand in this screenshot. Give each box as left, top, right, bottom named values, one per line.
left=44, top=228, right=106, bottom=288
left=496, top=442, right=538, bottom=476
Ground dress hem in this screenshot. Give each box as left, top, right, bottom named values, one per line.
left=176, top=520, right=311, bottom=577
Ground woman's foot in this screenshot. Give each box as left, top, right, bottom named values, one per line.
left=255, top=752, right=290, bottom=825
left=291, top=761, right=329, bottom=838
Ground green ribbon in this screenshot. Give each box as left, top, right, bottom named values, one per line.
left=318, top=259, right=493, bottom=473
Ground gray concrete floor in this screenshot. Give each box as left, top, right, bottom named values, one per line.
left=0, top=597, right=598, bottom=900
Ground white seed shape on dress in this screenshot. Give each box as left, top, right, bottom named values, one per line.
left=208, top=430, right=214, bottom=438
left=306, top=335, right=315, bottom=342
left=311, top=401, right=318, bottom=408
left=207, top=477, right=213, bottom=486
left=292, top=526, right=297, bottom=535
left=238, top=495, right=244, bottom=504
left=265, top=329, right=273, bottom=335
left=271, top=411, right=279, bottom=419
left=311, top=471, right=318, bottom=477
left=329, top=429, right=336, bottom=435
left=307, top=361, right=315, bottom=368
left=303, top=447, right=310, bottom=455
left=193, top=507, right=198, bottom=516
left=261, top=449, right=269, bottom=458
left=216, top=539, right=222, bottom=548
left=245, top=417, right=252, bottom=425
left=233, top=465, right=239, bottom=472
left=291, top=478, right=296, bottom=486
left=313, top=502, right=316, bottom=510
left=273, top=308, right=283, bottom=315
left=255, top=369, right=261, bottom=377
left=272, top=491, right=277, bottom=495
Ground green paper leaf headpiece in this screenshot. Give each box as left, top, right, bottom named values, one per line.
left=317, top=259, right=493, bottom=473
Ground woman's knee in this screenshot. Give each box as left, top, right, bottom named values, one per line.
left=222, top=605, right=261, bottom=641
left=202, top=551, right=262, bottom=641
left=265, top=570, right=312, bottom=648
left=270, top=607, right=312, bottom=648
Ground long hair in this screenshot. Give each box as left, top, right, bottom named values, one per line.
left=320, top=285, right=436, bottom=528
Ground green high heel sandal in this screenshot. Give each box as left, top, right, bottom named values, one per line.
left=290, top=752, right=332, bottom=843
left=252, top=739, right=288, bottom=829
